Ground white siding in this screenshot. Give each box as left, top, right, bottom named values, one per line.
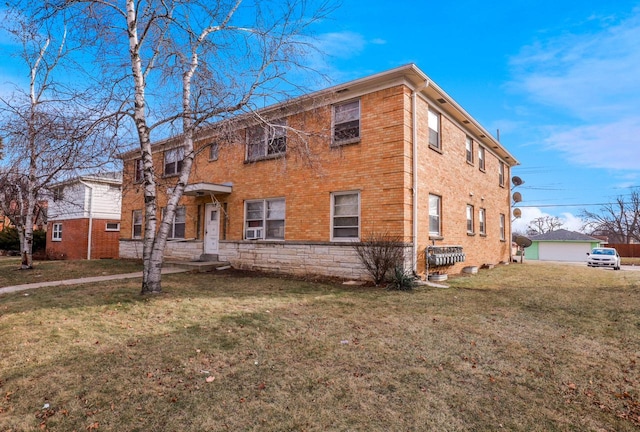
left=48, top=183, right=87, bottom=220
left=48, top=179, right=122, bottom=221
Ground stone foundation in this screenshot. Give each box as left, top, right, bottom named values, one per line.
left=120, top=239, right=414, bottom=281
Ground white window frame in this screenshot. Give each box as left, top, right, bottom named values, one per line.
left=163, top=206, right=186, bottom=239
left=246, top=119, right=287, bottom=161
left=466, top=204, right=475, bottom=234
left=465, top=136, right=474, bottom=164
left=428, top=109, right=441, bottom=150
left=478, top=146, right=486, bottom=171
left=52, top=223, right=62, bottom=241
left=209, top=142, right=219, bottom=161
left=331, top=191, right=360, bottom=241
left=429, top=194, right=441, bottom=237
left=479, top=208, right=486, bottom=235
left=499, top=161, right=505, bottom=187
left=500, top=213, right=506, bottom=241
left=132, top=210, right=143, bottom=239
left=53, top=187, right=64, bottom=202
left=244, top=198, right=285, bottom=240
left=332, top=99, right=360, bottom=146
left=164, top=147, right=184, bottom=176
left=105, top=222, right=120, bottom=232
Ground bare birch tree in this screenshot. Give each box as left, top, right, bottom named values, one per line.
left=526, top=215, right=564, bottom=236
left=0, top=8, right=118, bottom=268
left=36, top=0, right=334, bottom=293
left=582, top=190, right=640, bottom=243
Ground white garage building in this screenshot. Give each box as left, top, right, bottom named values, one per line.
left=524, top=229, right=603, bottom=262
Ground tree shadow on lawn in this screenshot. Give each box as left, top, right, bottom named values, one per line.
left=0, top=269, right=382, bottom=315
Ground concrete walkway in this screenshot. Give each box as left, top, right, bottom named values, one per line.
left=0, top=267, right=188, bottom=295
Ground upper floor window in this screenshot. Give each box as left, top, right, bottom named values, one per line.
left=164, top=147, right=184, bottom=176
left=466, top=204, right=475, bottom=234
left=52, top=223, right=62, bottom=241
left=499, top=161, right=505, bottom=187
left=245, top=198, right=285, bottom=240
left=500, top=213, right=506, bottom=241
left=465, top=136, right=474, bottom=164
left=134, top=158, right=144, bottom=183
left=478, top=146, right=486, bottom=171
left=429, top=194, right=441, bottom=237
left=209, top=142, right=219, bottom=161
left=333, top=100, right=360, bottom=145
left=247, top=119, right=287, bottom=161
left=428, top=109, right=441, bottom=150
left=132, top=210, right=143, bottom=239
left=331, top=191, right=360, bottom=240
left=479, top=208, right=486, bottom=235
left=53, top=187, right=64, bottom=202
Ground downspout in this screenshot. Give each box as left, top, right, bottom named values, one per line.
left=79, top=180, right=94, bottom=260
left=411, top=80, right=429, bottom=275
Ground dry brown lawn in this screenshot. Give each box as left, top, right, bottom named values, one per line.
left=1, top=260, right=639, bottom=431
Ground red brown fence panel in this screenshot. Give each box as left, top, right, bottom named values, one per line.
left=608, top=243, right=640, bottom=257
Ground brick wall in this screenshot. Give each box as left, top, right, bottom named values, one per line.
left=119, top=80, right=514, bottom=279
left=47, top=218, right=120, bottom=260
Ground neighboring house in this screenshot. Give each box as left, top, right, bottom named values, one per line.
left=0, top=201, right=47, bottom=231
left=119, top=64, right=519, bottom=280
left=524, top=229, right=602, bottom=262
left=46, top=173, right=122, bottom=260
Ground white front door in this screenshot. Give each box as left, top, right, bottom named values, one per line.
left=204, top=203, right=220, bottom=254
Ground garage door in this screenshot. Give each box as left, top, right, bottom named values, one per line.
left=539, top=242, right=592, bottom=262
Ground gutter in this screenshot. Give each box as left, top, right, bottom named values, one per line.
left=79, top=180, right=94, bottom=260
left=412, top=80, right=429, bottom=275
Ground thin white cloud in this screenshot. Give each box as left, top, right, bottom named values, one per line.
left=544, top=117, right=640, bottom=170
left=315, top=31, right=366, bottom=60
left=510, top=9, right=640, bottom=120
left=512, top=206, right=585, bottom=234
left=509, top=7, right=640, bottom=171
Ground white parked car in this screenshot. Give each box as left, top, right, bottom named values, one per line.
left=586, top=247, right=621, bottom=270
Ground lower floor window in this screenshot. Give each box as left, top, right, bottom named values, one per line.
left=132, top=210, right=143, bottom=239
left=52, top=223, right=62, bottom=241
left=466, top=205, right=475, bottom=234
left=163, top=206, right=186, bottom=239
left=245, top=198, right=285, bottom=240
left=429, top=194, right=441, bottom=236
left=332, top=191, right=360, bottom=240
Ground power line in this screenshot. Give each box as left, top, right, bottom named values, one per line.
left=517, top=203, right=611, bottom=208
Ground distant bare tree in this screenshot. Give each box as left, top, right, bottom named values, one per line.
left=526, top=216, right=564, bottom=236
left=0, top=8, right=118, bottom=268
left=582, top=190, right=640, bottom=244
left=35, top=0, right=336, bottom=294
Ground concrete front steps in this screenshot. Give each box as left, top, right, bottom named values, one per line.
left=164, top=254, right=232, bottom=273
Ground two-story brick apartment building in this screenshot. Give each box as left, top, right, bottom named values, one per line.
left=119, top=64, right=518, bottom=280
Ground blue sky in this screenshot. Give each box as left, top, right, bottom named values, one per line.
left=311, top=0, right=640, bottom=233
left=1, top=1, right=639, bottom=234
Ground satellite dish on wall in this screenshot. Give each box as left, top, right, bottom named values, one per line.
left=514, top=235, right=532, bottom=248
left=513, top=192, right=522, bottom=203
left=513, top=208, right=522, bottom=218
left=512, top=176, right=524, bottom=186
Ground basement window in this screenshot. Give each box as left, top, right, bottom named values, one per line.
left=106, top=222, right=120, bottom=232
